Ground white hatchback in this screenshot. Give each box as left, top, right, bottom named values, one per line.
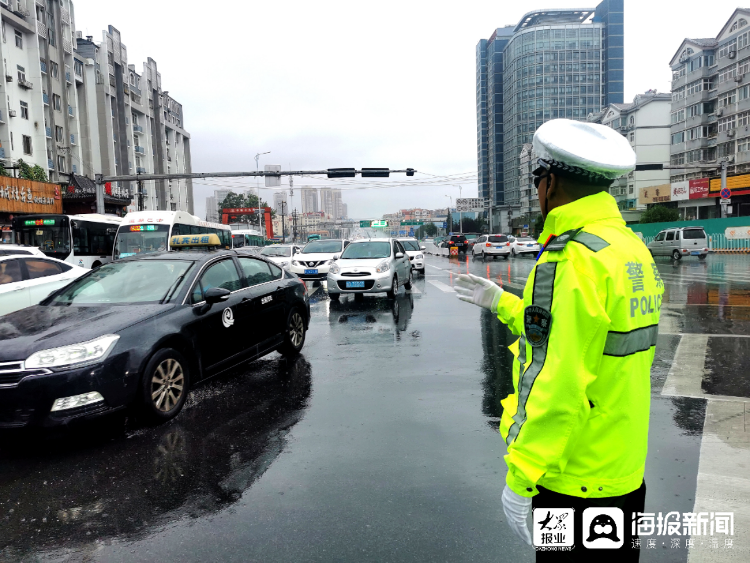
left=260, top=244, right=301, bottom=270
left=327, top=239, right=412, bottom=299
left=472, top=234, right=512, bottom=260
left=397, top=238, right=426, bottom=274
left=0, top=255, right=87, bottom=317
left=290, top=239, right=349, bottom=281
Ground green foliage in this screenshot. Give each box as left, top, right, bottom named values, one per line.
left=415, top=222, right=438, bottom=238
left=30, top=165, right=47, bottom=182
left=640, top=205, right=680, bottom=224
left=0, top=161, right=8, bottom=177
left=534, top=214, right=545, bottom=235
left=218, top=191, right=273, bottom=223
left=17, top=159, right=34, bottom=180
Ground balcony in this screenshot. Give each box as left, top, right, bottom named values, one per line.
left=40, top=60, right=47, bottom=74
left=62, top=38, right=72, bottom=54
left=67, top=105, right=74, bottom=117
left=72, top=164, right=77, bottom=173
left=36, top=20, right=47, bottom=39
left=65, top=71, right=71, bottom=83
left=136, top=167, right=146, bottom=173
left=45, top=127, right=51, bottom=138
left=61, top=7, right=70, bottom=24
left=48, top=159, right=54, bottom=170
left=736, top=151, right=750, bottom=164
left=74, top=68, right=83, bottom=83
left=0, top=148, right=5, bottom=158
left=43, top=92, right=48, bottom=105
left=134, top=145, right=145, bottom=155
left=18, top=79, right=32, bottom=90
left=133, top=125, right=143, bottom=134
left=70, top=134, right=75, bottom=145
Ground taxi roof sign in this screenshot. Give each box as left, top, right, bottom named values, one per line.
left=170, top=233, right=222, bottom=248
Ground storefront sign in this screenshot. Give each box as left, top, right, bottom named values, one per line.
left=0, top=178, right=63, bottom=214
left=671, top=181, right=689, bottom=201
left=689, top=178, right=709, bottom=199
left=710, top=173, right=750, bottom=193
left=638, top=184, right=672, bottom=204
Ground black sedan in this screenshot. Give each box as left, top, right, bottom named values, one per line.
left=0, top=245, right=310, bottom=428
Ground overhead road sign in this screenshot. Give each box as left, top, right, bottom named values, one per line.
left=264, top=165, right=281, bottom=187
left=360, top=220, right=372, bottom=228
left=371, top=220, right=388, bottom=228
left=400, top=220, right=424, bottom=226
left=456, top=198, right=490, bottom=212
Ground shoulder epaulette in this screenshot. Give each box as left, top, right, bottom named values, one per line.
left=545, top=228, right=610, bottom=253
left=544, top=228, right=582, bottom=251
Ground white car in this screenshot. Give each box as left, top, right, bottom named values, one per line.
left=327, top=239, right=412, bottom=300
left=290, top=239, right=349, bottom=282
left=472, top=234, right=512, bottom=260
left=259, top=244, right=301, bottom=270
left=0, top=255, right=87, bottom=316
left=0, top=244, right=46, bottom=257
left=510, top=236, right=541, bottom=257
left=397, top=238, right=426, bottom=274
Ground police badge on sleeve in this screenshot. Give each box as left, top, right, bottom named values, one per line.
left=525, top=305, right=552, bottom=347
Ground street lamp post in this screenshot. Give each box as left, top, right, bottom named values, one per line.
left=255, top=151, right=270, bottom=239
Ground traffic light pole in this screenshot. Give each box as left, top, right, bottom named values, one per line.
left=95, top=168, right=416, bottom=215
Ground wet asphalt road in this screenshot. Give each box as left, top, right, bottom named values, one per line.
left=1, top=253, right=749, bottom=562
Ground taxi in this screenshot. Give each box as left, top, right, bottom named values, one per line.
left=0, top=234, right=310, bottom=428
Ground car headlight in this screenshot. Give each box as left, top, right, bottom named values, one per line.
left=416, top=254, right=424, bottom=259
left=329, top=263, right=340, bottom=274
left=25, top=335, right=120, bottom=369
left=292, top=260, right=299, bottom=266
left=376, top=260, right=390, bottom=273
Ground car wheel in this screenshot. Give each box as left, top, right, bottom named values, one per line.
left=91, top=261, right=102, bottom=269
left=418, top=268, right=425, bottom=275
left=329, top=292, right=340, bottom=301
left=699, top=254, right=707, bottom=260
left=672, top=250, right=682, bottom=261
left=482, top=252, right=487, bottom=262
left=404, top=269, right=413, bottom=290
left=140, top=348, right=190, bottom=424
left=503, top=255, right=509, bottom=260
left=278, top=308, right=306, bottom=356
left=387, top=275, right=398, bottom=298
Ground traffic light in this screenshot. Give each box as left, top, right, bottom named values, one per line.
left=361, top=168, right=390, bottom=178
left=327, top=168, right=356, bottom=178
left=406, top=168, right=415, bottom=176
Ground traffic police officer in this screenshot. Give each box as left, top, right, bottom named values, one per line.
left=456, top=119, right=663, bottom=561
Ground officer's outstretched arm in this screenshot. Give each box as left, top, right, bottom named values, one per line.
left=502, top=260, right=609, bottom=496
left=495, top=291, right=525, bottom=335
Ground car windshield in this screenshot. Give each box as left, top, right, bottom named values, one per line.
left=262, top=246, right=292, bottom=257
left=682, top=229, right=706, bottom=239
left=400, top=240, right=420, bottom=251
left=49, top=260, right=193, bottom=305
left=302, top=241, right=341, bottom=254
left=489, top=236, right=509, bottom=243
left=340, top=242, right=391, bottom=259
left=114, top=224, right=170, bottom=259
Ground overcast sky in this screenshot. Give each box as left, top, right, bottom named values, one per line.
left=72, top=0, right=744, bottom=219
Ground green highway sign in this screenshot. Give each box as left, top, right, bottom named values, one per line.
left=371, top=220, right=388, bottom=228
left=400, top=220, right=424, bottom=226
left=359, top=220, right=372, bottom=228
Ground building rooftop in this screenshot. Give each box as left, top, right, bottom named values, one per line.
left=514, top=9, right=595, bottom=32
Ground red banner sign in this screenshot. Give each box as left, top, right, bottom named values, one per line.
left=689, top=178, right=709, bottom=199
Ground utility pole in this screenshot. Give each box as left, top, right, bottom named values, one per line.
left=457, top=185, right=463, bottom=234
left=292, top=208, right=298, bottom=243
left=280, top=200, right=287, bottom=243
left=137, top=179, right=144, bottom=212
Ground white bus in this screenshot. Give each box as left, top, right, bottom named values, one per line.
left=11, top=213, right=122, bottom=269
left=113, top=211, right=232, bottom=260
left=229, top=228, right=265, bottom=248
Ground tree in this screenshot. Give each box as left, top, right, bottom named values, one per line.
left=17, top=159, right=34, bottom=180
left=640, top=205, right=680, bottom=224
left=31, top=165, right=48, bottom=182
left=0, top=161, right=8, bottom=177
left=534, top=215, right=545, bottom=235
left=218, top=191, right=273, bottom=224
left=415, top=223, right=438, bottom=238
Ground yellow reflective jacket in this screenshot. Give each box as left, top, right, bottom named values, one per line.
left=497, top=191, right=663, bottom=499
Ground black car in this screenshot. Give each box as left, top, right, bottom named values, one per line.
left=441, top=235, right=468, bottom=253
left=0, top=241, right=310, bottom=428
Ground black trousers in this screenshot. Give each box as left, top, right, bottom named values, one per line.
left=532, top=481, right=646, bottom=562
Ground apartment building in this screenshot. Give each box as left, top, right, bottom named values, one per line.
left=273, top=190, right=287, bottom=215
left=669, top=8, right=750, bottom=218
left=204, top=188, right=231, bottom=222
left=300, top=186, right=318, bottom=214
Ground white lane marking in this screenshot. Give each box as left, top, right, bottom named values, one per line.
left=660, top=332, right=750, bottom=339
left=408, top=287, right=422, bottom=295
left=688, top=401, right=750, bottom=561
left=428, top=280, right=455, bottom=293
left=662, top=334, right=708, bottom=399
left=426, top=264, right=446, bottom=271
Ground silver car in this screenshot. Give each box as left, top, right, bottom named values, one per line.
left=647, top=227, right=709, bottom=260
left=326, top=239, right=412, bottom=300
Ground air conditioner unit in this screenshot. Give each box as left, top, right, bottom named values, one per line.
left=729, top=50, right=737, bottom=59
left=716, top=108, right=724, bottom=117
left=4, top=75, right=11, bottom=82
left=735, top=74, right=744, bottom=82
left=728, top=129, right=736, bottom=137
left=8, top=110, right=16, bottom=117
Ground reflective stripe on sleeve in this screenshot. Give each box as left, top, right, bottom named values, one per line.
left=506, top=262, right=557, bottom=445
left=603, top=324, right=659, bottom=357
left=572, top=232, right=610, bottom=252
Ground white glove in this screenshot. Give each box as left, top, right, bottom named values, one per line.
left=454, top=273, right=504, bottom=311
left=502, top=485, right=533, bottom=546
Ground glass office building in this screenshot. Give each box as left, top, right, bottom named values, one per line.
left=476, top=0, right=624, bottom=231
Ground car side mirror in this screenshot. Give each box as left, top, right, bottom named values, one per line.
left=420, top=246, right=426, bottom=250
left=333, top=254, right=339, bottom=260
left=205, top=287, right=230, bottom=304
left=396, top=252, right=404, bottom=259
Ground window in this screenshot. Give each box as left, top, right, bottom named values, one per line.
left=16, top=65, right=24, bottom=82
left=14, top=30, right=22, bottom=49
left=671, top=109, right=685, bottom=124
left=74, top=60, right=83, bottom=76
left=52, top=94, right=61, bottom=111
left=57, top=155, right=65, bottom=173
left=19, top=101, right=28, bottom=119
left=738, top=137, right=750, bottom=152
left=719, top=65, right=738, bottom=84
left=741, top=85, right=750, bottom=101
left=719, top=90, right=737, bottom=107
left=665, top=231, right=675, bottom=241
left=671, top=153, right=686, bottom=165
left=718, top=141, right=736, bottom=158
left=629, top=132, right=635, bottom=142
left=238, top=258, right=278, bottom=286
left=688, top=57, right=702, bottom=72
left=741, top=33, right=750, bottom=50
left=22, top=135, right=31, bottom=155
left=719, top=40, right=737, bottom=58
left=718, top=116, right=736, bottom=132
left=191, top=259, right=242, bottom=303
left=48, top=27, right=55, bottom=47
left=672, top=87, right=685, bottom=102
left=740, top=57, right=750, bottom=75
left=0, top=259, right=22, bottom=285
left=671, top=131, right=685, bottom=145
left=24, top=259, right=62, bottom=279
left=55, top=125, right=63, bottom=142
left=50, top=61, right=58, bottom=78
left=739, top=111, right=750, bottom=127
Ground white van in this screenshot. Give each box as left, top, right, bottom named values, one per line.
left=647, top=227, right=709, bottom=260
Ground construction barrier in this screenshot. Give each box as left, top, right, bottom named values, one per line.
left=450, top=247, right=458, bottom=256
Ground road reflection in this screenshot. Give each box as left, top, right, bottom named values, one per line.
left=0, top=355, right=312, bottom=558
left=327, top=292, right=416, bottom=337
left=479, top=308, right=517, bottom=430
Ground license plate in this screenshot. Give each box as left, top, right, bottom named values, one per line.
left=691, top=251, right=700, bottom=255
left=527, top=244, right=535, bottom=247
left=494, top=246, right=503, bottom=249
left=304, top=269, right=318, bottom=274
left=346, top=281, right=365, bottom=288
